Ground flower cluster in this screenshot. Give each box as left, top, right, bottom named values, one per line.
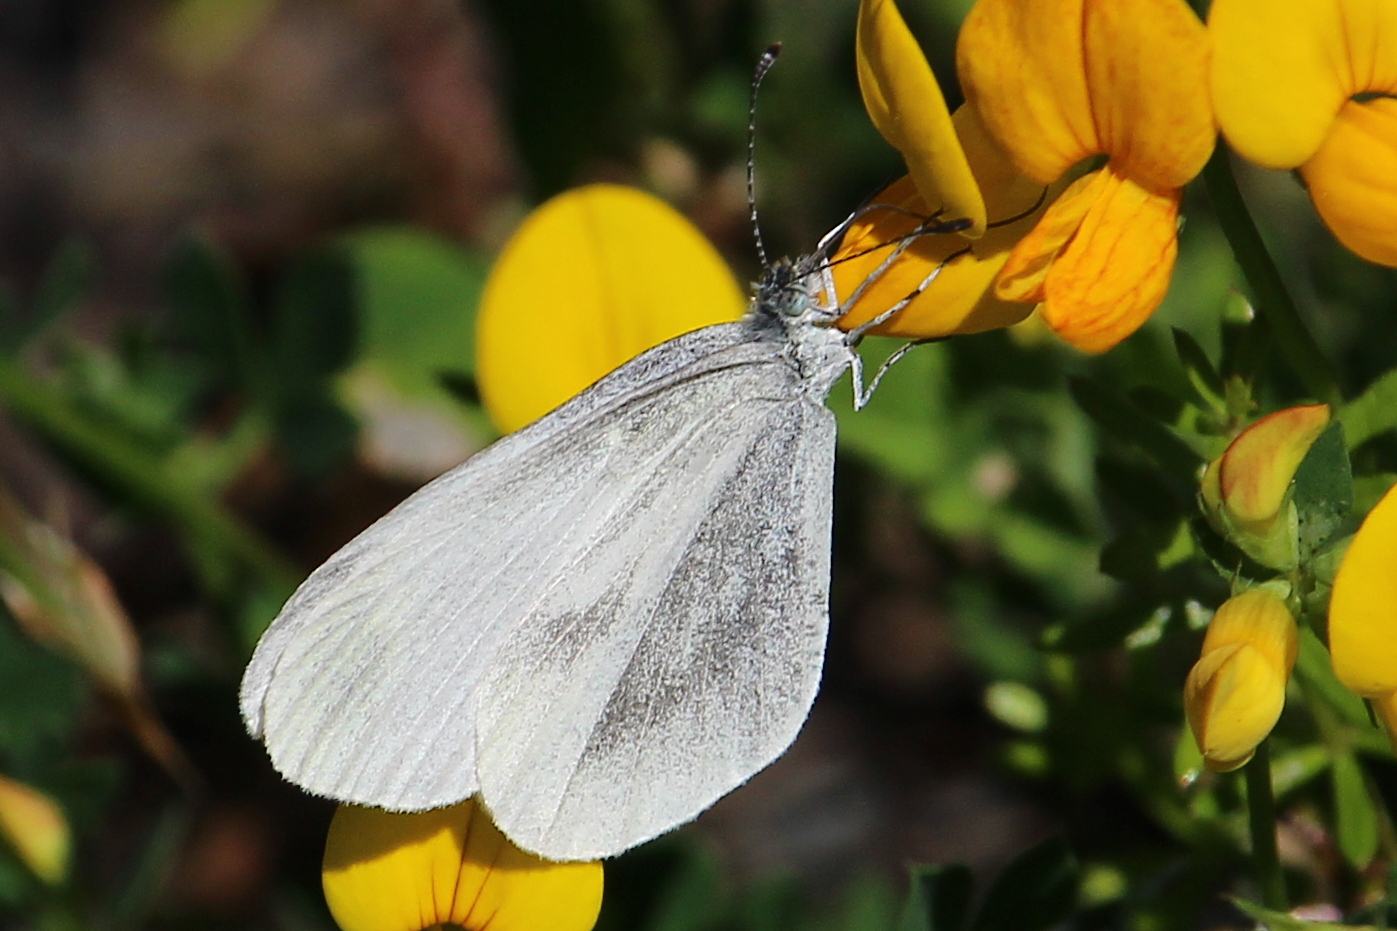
left=837, top=0, right=1397, bottom=354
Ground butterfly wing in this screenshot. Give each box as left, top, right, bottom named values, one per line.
left=239, top=321, right=785, bottom=811
left=473, top=386, right=838, bottom=860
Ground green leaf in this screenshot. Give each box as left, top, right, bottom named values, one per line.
left=1332, top=749, right=1379, bottom=869
left=646, top=845, right=725, bottom=931
left=1099, top=521, right=1186, bottom=581
left=1172, top=327, right=1225, bottom=411
left=344, top=226, right=487, bottom=400
left=1068, top=376, right=1202, bottom=483
left=163, top=235, right=258, bottom=390
left=832, top=874, right=899, bottom=931
left=1270, top=745, right=1330, bottom=798
left=900, top=864, right=973, bottom=931
left=1291, top=419, right=1353, bottom=562
left=970, top=836, right=1078, bottom=931
left=1351, top=473, right=1396, bottom=516
left=20, top=240, right=94, bottom=352
left=437, top=370, right=482, bottom=407
left=0, top=604, right=85, bottom=771
left=1294, top=629, right=1374, bottom=732
left=1340, top=366, right=1397, bottom=450
left=1174, top=720, right=1204, bottom=787
left=273, top=390, right=357, bottom=478
left=273, top=248, right=358, bottom=383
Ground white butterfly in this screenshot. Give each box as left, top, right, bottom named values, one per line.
left=239, top=173, right=960, bottom=859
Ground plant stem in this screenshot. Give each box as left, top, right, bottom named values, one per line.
left=1202, top=146, right=1340, bottom=407
left=1246, top=739, right=1287, bottom=910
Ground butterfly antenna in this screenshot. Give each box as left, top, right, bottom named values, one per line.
left=748, top=43, right=781, bottom=270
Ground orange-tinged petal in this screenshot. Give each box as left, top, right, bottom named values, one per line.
left=1301, top=98, right=1397, bottom=267
left=1184, top=642, right=1287, bottom=772
left=1081, top=0, right=1213, bottom=189
left=831, top=107, right=1052, bottom=338
left=322, top=800, right=603, bottom=931
left=958, top=0, right=1095, bottom=185
left=1330, top=481, right=1397, bottom=698
left=958, top=0, right=1212, bottom=189
left=1218, top=405, right=1332, bottom=532
left=830, top=177, right=1027, bottom=337
left=476, top=184, right=745, bottom=433
left=857, top=0, right=986, bottom=234
left=1008, top=167, right=1179, bottom=353
left=1210, top=0, right=1397, bottom=168
left=995, top=171, right=1102, bottom=302
left=0, top=775, right=69, bottom=885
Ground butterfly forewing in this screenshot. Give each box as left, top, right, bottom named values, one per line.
left=474, top=386, right=837, bottom=860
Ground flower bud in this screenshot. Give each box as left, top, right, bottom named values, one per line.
left=0, top=775, right=69, bottom=884
left=1330, top=481, right=1397, bottom=750
left=1200, top=405, right=1330, bottom=568
left=1184, top=590, right=1298, bottom=771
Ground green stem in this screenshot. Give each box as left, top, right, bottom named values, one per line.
left=1202, top=146, right=1340, bottom=407
left=1245, top=739, right=1287, bottom=910
left=0, top=356, right=298, bottom=599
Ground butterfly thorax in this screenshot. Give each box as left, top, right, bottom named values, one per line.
left=750, top=256, right=854, bottom=399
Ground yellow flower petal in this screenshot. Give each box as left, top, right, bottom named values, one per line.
left=829, top=113, right=1054, bottom=338
left=1330, top=480, right=1397, bottom=698
left=1211, top=0, right=1397, bottom=168
left=1301, top=98, right=1397, bottom=267
left=1185, top=642, right=1286, bottom=772
left=957, top=0, right=1095, bottom=185
left=1198, top=589, right=1300, bottom=674
left=476, top=184, right=745, bottom=433
left=857, top=0, right=986, bottom=235
left=958, top=0, right=1212, bottom=190
left=0, top=775, right=69, bottom=885
left=1218, top=405, right=1331, bottom=533
left=1185, top=590, right=1298, bottom=772
left=322, top=800, right=603, bottom=931
left=1080, top=0, right=1213, bottom=189
left=1002, top=167, right=1179, bottom=353
left=994, top=171, right=1101, bottom=303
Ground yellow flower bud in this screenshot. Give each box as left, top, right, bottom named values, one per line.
left=1201, top=405, right=1330, bottom=568
left=0, top=775, right=69, bottom=885
left=1184, top=590, right=1298, bottom=772
left=1330, top=480, right=1397, bottom=749
left=322, top=798, right=602, bottom=931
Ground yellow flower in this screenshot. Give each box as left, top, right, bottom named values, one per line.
left=1184, top=590, right=1299, bottom=772
left=957, top=0, right=1215, bottom=352
left=1210, top=0, right=1397, bottom=267
left=833, top=0, right=1051, bottom=339
left=322, top=799, right=603, bottom=931
left=1329, top=481, right=1397, bottom=749
left=0, top=775, right=69, bottom=885
left=1199, top=405, right=1331, bottom=569
left=476, top=184, right=745, bottom=433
